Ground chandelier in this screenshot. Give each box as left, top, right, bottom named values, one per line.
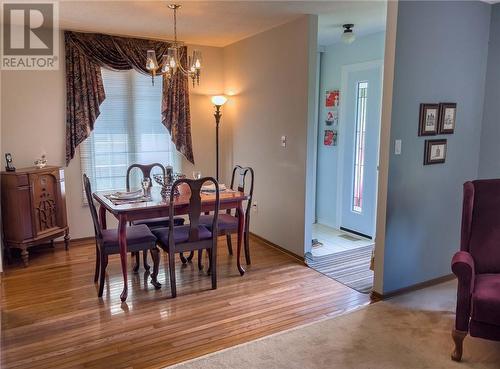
left=145, top=4, right=202, bottom=86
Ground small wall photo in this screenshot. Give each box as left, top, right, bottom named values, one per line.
left=418, top=103, right=439, bottom=136
left=424, top=139, right=447, bottom=165
left=438, top=102, right=457, bottom=134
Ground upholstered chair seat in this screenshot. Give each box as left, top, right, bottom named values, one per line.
left=471, top=274, right=500, bottom=328
left=199, top=214, right=238, bottom=232
left=132, top=217, right=185, bottom=229
left=153, top=225, right=212, bottom=246
left=102, top=224, right=158, bottom=252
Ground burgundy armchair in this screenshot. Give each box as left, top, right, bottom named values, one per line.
left=451, top=179, right=500, bottom=361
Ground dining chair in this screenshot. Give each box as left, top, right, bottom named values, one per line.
left=126, top=163, right=185, bottom=271
left=152, top=177, right=220, bottom=298
left=83, top=174, right=161, bottom=297
left=199, top=165, right=254, bottom=264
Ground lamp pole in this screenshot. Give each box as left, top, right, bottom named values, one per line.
left=211, top=96, right=227, bottom=182
left=214, top=104, right=222, bottom=182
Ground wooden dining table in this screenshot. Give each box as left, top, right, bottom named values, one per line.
left=93, top=187, right=249, bottom=302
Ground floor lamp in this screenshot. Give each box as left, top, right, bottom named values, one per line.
left=211, top=95, right=227, bottom=181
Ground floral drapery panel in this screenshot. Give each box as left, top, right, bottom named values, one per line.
left=65, top=31, right=194, bottom=165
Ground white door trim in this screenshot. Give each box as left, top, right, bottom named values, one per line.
left=335, top=59, right=384, bottom=231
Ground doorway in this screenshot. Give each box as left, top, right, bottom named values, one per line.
left=308, top=53, right=384, bottom=294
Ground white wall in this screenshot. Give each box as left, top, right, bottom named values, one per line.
left=223, top=15, right=318, bottom=257
left=0, top=33, right=225, bottom=240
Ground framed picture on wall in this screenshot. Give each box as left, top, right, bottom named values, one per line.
left=325, top=90, right=340, bottom=108
left=424, top=139, right=447, bottom=165
left=419, top=103, right=439, bottom=136
left=324, top=129, right=337, bottom=146
left=438, top=102, right=457, bottom=134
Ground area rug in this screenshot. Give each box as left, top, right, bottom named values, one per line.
left=166, top=294, right=500, bottom=369
left=306, top=245, right=374, bottom=293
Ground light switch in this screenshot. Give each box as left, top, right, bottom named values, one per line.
left=281, top=135, right=287, bottom=147
left=395, top=139, right=402, bottom=155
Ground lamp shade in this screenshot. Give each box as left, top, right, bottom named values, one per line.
left=211, top=95, right=228, bottom=106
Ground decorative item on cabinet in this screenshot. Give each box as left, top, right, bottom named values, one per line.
left=1, top=166, right=70, bottom=267
left=34, top=154, right=48, bottom=169
left=4, top=153, right=15, bottom=172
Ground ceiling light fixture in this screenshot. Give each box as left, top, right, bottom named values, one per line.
left=146, top=4, right=202, bottom=86
left=341, top=24, right=356, bottom=44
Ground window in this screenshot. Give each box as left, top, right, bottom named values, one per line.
left=80, top=68, right=179, bottom=195
left=352, top=81, right=368, bottom=213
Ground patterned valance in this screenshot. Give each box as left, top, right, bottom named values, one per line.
left=65, top=31, right=194, bottom=165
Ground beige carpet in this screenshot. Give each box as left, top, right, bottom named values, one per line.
left=166, top=281, right=500, bottom=369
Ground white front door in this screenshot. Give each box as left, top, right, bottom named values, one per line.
left=340, top=61, right=383, bottom=238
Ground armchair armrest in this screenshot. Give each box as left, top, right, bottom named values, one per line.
left=451, top=251, right=475, bottom=332
left=452, top=251, right=475, bottom=289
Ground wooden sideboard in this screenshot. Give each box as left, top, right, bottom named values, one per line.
left=1, top=166, right=69, bottom=267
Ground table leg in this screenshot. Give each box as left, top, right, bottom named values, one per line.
left=236, top=203, right=245, bottom=276
left=118, top=214, right=128, bottom=302
left=99, top=205, right=107, bottom=230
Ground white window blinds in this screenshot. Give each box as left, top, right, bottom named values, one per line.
left=80, top=68, right=179, bottom=195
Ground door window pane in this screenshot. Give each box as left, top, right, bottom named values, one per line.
left=352, top=81, right=368, bottom=213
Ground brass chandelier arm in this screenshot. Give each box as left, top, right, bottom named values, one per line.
left=146, top=4, right=201, bottom=86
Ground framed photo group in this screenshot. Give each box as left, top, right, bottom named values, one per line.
left=419, top=102, right=456, bottom=136
left=419, top=102, right=456, bottom=165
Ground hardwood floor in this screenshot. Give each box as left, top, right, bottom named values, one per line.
left=1, top=235, right=370, bottom=369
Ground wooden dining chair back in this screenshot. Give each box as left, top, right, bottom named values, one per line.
left=83, top=174, right=103, bottom=241
left=126, top=163, right=184, bottom=271
left=230, top=165, right=254, bottom=263
left=83, top=174, right=160, bottom=297
left=152, top=177, right=220, bottom=298
left=126, top=163, right=164, bottom=191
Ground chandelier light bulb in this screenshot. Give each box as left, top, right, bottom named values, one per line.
left=146, top=50, right=158, bottom=71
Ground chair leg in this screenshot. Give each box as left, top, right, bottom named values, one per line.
left=98, top=253, right=107, bottom=297
left=150, top=248, right=161, bottom=289
left=133, top=252, right=140, bottom=272
left=226, top=234, right=233, bottom=255
left=211, top=246, right=217, bottom=290
left=168, top=252, right=177, bottom=298
left=207, top=249, right=212, bottom=275
left=143, top=250, right=150, bottom=271
left=198, top=249, right=204, bottom=270
left=187, top=251, right=194, bottom=262
left=451, top=329, right=467, bottom=362
left=244, top=230, right=251, bottom=265
left=94, top=243, right=100, bottom=283
left=179, top=253, right=188, bottom=264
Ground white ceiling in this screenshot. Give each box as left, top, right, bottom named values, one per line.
left=57, top=1, right=387, bottom=47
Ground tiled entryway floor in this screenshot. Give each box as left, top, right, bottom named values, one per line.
left=311, top=223, right=373, bottom=258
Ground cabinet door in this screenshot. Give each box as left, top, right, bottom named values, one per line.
left=29, top=170, right=64, bottom=237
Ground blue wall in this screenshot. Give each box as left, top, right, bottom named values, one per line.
left=479, top=4, right=500, bottom=179
left=383, top=1, right=491, bottom=293
left=316, top=32, right=386, bottom=227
